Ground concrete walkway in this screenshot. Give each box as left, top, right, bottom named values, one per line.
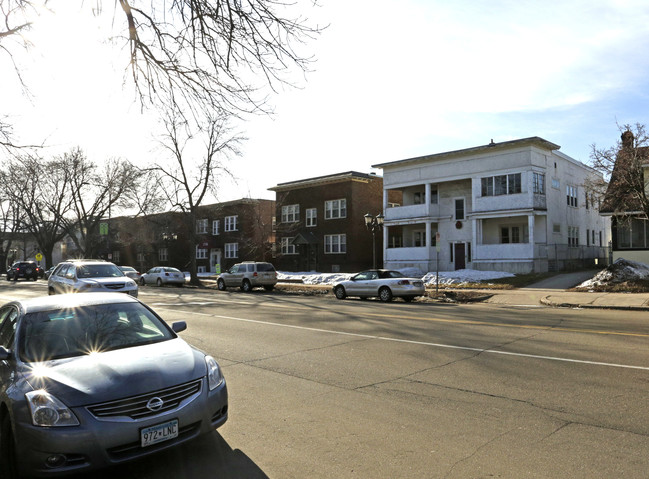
left=484, top=271, right=649, bottom=310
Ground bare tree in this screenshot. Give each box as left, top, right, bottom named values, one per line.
left=151, top=109, right=244, bottom=284
left=591, top=123, right=649, bottom=221
left=2, top=1, right=322, bottom=117
left=60, top=148, right=143, bottom=258
left=1, top=153, right=72, bottom=268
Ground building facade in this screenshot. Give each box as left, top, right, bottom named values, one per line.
left=373, top=137, right=610, bottom=274
left=600, top=130, right=649, bottom=265
left=269, top=171, right=392, bottom=273
left=104, top=198, right=275, bottom=274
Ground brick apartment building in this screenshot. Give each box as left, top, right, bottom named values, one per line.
left=269, top=171, right=399, bottom=273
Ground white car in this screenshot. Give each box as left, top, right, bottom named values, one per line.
left=332, top=269, right=425, bottom=302
left=48, top=260, right=139, bottom=297
left=140, top=266, right=185, bottom=287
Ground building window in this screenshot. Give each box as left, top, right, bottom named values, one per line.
left=388, top=235, right=402, bottom=248
left=198, top=266, right=206, bottom=273
left=568, top=226, right=579, bottom=247
left=225, top=215, right=238, bottom=232
left=112, top=251, right=120, bottom=263
left=196, top=219, right=208, bottom=234
left=413, top=192, right=425, bottom=205
left=159, top=248, right=168, bottom=262
left=325, top=234, right=346, bottom=254
left=617, top=217, right=648, bottom=249
left=196, top=245, right=208, bottom=259
left=306, top=208, right=317, bottom=227
left=567, top=185, right=578, bottom=207
left=455, top=198, right=465, bottom=220
left=281, top=204, right=300, bottom=223
left=430, top=188, right=438, bottom=204
left=212, top=220, right=220, bottom=235
left=533, top=172, right=545, bottom=194
left=551, top=178, right=560, bottom=189
left=553, top=223, right=561, bottom=234
left=325, top=199, right=347, bottom=219
left=481, top=173, right=522, bottom=196
left=414, top=231, right=426, bottom=247
left=281, top=237, right=296, bottom=255
left=225, top=243, right=238, bottom=258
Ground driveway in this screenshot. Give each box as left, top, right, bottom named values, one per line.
left=522, top=270, right=600, bottom=290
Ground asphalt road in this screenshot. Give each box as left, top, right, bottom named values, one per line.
left=2, top=281, right=649, bottom=478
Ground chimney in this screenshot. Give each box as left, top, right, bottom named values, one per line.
left=621, top=130, right=635, bottom=149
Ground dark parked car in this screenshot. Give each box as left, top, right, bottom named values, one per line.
left=0, top=293, right=228, bottom=477
left=5, top=261, right=39, bottom=281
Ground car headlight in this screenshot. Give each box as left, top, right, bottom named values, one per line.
left=79, top=282, right=102, bottom=291
left=205, top=356, right=224, bottom=391
left=26, top=390, right=79, bottom=427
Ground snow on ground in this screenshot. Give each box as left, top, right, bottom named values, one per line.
left=577, top=258, right=649, bottom=288
left=277, top=268, right=515, bottom=286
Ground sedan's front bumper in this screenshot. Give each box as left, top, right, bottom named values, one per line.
left=14, top=377, right=227, bottom=477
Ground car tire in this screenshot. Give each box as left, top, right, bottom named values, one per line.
left=156, top=278, right=163, bottom=287
left=48, top=287, right=56, bottom=296
left=0, top=414, right=18, bottom=479
left=378, top=287, right=393, bottom=302
left=217, top=279, right=227, bottom=291
left=334, top=285, right=347, bottom=300
left=140, top=278, right=146, bottom=286
left=241, top=280, right=252, bottom=292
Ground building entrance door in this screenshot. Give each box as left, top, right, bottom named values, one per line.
left=454, top=243, right=466, bottom=270
left=210, top=250, right=222, bottom=274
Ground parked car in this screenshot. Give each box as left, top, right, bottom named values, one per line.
left=0, top=292, right=228, bottom=477
left=332, top=269, right=426, bottom=302
left=48, top=260, right=139, bottom=297
left=140, top=266, right=185, bottom=287
left=43, top=266, right=55, bottom=279
left=118, top=265, right=142, bottom=282
left=5, top=261, right=39, bottom=281
left=217, top=262, right=278, bottom=292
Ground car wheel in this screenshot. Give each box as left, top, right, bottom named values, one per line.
left=217, top=279, right=227, bottom=291
left=334, top=285, right=347, bottom=300
left=0, top=414, right=18, bottom=479
left=156, top=278, right=163, bottom=287
left=241, top=280, right=252, bottom=292
left=378, top=287, right=393, bottom=302
left=48, top=287, right=56, bottom=296
left=140, top=277, right=146, bottom=286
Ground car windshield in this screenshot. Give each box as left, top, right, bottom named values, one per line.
left=77, top=264, right=124, bottom=278
left=19, top=303, right=175, bottom=362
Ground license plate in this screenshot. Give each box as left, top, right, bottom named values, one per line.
left=141, top=419, right=178, bottom=447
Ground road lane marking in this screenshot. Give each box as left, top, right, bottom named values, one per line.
left=156, top=308, right=649, bottom=371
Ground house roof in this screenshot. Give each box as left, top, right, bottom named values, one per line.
left=372, top=137, right=561, bottom=169
left=600, top=131, right=649, bottom=215
left=268, top=171, right=381, bottom=192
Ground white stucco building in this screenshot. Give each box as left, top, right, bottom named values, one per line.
left=373, top=137, right=610, bottom=274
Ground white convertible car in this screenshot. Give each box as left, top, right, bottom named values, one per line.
left=332, top=269, right=426, bottom=302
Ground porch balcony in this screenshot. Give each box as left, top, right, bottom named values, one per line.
left=474, top=243, right=534, bottom=261
left=385, top=246, right=432, bottom=262
left=385, top=204, right=439, bottom=221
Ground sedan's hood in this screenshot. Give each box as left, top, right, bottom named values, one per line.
left=20, top=339, right=207, bottom=407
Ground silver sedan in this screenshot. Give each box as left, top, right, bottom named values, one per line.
left=332, top=269, right=426, bottom=302
left=0, top=293, right=227, bottom=477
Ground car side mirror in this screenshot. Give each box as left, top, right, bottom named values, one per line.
left=0, top=346, right=11, bottom=361
left=172, top=321, right=187, bottom=333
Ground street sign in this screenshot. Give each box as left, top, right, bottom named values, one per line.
left=35, top=253, right=43, bottom=262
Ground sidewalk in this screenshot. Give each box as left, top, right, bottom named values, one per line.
left=484, top=288, right=649, bottom=310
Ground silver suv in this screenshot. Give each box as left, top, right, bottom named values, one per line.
left=48, top=260, right=139, bottom=297
left=217, top=262, right=277, bottom=292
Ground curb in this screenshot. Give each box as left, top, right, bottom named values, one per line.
left=539, top=297, right=649, bottom=311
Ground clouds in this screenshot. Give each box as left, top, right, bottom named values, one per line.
left=3, top=1, right=649, bottom=201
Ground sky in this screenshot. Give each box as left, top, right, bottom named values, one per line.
left=3, top=0, right=649, bottom=204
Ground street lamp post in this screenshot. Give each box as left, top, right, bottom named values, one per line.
left=364, top=213, right=384, bottom=269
